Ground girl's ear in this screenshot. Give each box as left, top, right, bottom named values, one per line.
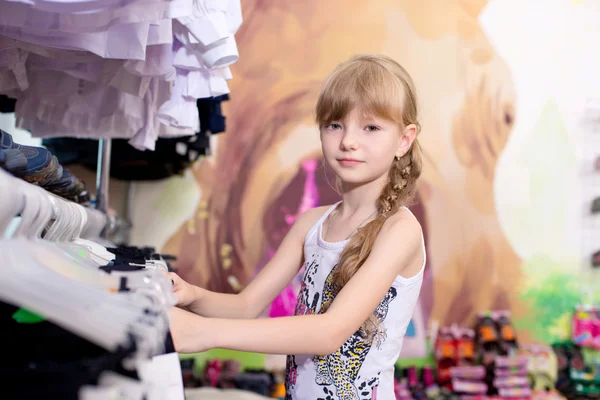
left=396, top=124, right=417, bottom=158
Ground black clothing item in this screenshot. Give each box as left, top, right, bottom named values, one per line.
left=1, top=297, right=177, bottom=399
left=0, top=301, right=137, bottom=399
left=0, top=302, right=111, bottom=364
left=165, top=331, right=176, bottom=353
left=104, top=245, right=176, bottom=272
left=1, top=351, right=131, bottom=400
left=107, top=245, right=158, bottom=260
left=0, top=95, right=16, bottom=113
left=197, top=95, right=227, bottom=134
left=99, top=262, right=145, bottom=273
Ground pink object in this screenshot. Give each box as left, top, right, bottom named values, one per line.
left=452, top=379, right=487, bottom=394
left=283, top=159, right=319, bottom=226
left=498, top=386, right=531, bottom=398
left=495, top=356, right=528, bottom=368
left=572, top=313, right=595, bottom=347
left=205, top=360, right=222, bottom=387
left=593, top=318, right=600, bottom=349
left=269, top=284, right=297, bottom=318
left=493, top=376, right=529, bottom=388
left=407, top=367, right=418, bottom=387
left=423, top=366, right=435, bottom=387
left=450, top=366, right=486, bottom=380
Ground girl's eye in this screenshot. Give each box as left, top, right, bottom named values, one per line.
left=365, top=125, right=380, bottom=132
left=327, top=123, right=342, bottom=130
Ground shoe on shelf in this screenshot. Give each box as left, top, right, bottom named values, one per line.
left=0, top=149, right=27, bottom=176
left=0, top=129, right=63, bottom=186
left=45, top=168, right=78, bottom=195
left=19, top=148, right=63, bottom=186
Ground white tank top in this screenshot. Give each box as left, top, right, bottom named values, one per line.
left=285, top=202, right=426, bottom=400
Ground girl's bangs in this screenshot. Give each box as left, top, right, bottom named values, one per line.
left=316, top=60, right=404, bottom=127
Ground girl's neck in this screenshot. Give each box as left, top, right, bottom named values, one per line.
left=338, top=174, right=387, bottom=218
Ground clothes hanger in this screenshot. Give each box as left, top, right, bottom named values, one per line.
left=1, top=171, right=174, bottom=308
left=0, top=244, right=167, bottom=361
left=20, top=188, right=104, bottom=270
left=70, top=202, right=115, bottom=261
left=0, top=196, right=168, bottom=362
left=80, top=205, right=108, bottom=240
left=9, top=178, right=111, bottom=279
left=39, top=188, right=176, bottom=309
left=46, top=198, right=115, bottom=265
left=0, top=170, right=26, bottom=237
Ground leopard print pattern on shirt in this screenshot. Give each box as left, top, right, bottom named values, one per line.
left=286, top=255, right=398, bottom=400
left=313, top=266, right=398, bottom=400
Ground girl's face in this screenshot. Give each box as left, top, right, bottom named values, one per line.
left=320, top=107, right=415, bottom=187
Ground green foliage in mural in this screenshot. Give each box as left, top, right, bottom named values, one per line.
left=514, top=255, right=580, bottom=344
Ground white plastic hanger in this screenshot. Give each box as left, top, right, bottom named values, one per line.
left=6, top=174, right=175, bottom=307
left=0, top=169, right=173, bottom=311
left=45, top=198, right=115, bottom=265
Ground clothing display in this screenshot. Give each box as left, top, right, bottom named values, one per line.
left=41, top=95, right=227, bottom=181
left=286, top=202, right=426, bottom=400
left=0, top=167, right=184, bottom=399
left=0, top=0, right=242, bottom=151
left=0, top=5, right=242, bottom=396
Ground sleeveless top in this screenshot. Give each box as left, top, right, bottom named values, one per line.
left=285, top=202, right=426, bottom=400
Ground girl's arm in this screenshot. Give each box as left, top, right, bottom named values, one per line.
left=183, top=206, right=330, bottom=319
left=170, top=210, right=423, bottom=355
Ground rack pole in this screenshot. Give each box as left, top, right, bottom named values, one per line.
left=95, top=138, right=112, bottom=214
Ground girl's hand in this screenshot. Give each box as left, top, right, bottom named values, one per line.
left=169, top=272, right=199, bottom=308
left=168, top=307, right=215, bottom=353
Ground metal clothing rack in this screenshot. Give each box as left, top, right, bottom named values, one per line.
left=96, top=138, right=112, bottom=214
left=95, top=138, right=114, bottom=238
left=95, top=138, right=132, bottom=243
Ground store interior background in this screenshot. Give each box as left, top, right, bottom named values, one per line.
left=2, top=0, right=599, bottom=371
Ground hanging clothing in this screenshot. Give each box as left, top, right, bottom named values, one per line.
left=0, top=0, right=242, bottom=150
left=286, top=203, right=426, bottom=400
left=42, top=94, right=227, bottom=180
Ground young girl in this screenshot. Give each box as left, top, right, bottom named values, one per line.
left=168, top=54, right=426, bottom=400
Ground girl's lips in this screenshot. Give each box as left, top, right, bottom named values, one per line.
left=337, top=159, right=364, bottom=166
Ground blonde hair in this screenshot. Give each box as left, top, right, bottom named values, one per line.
left=316, top=54, right=423, bottom=340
